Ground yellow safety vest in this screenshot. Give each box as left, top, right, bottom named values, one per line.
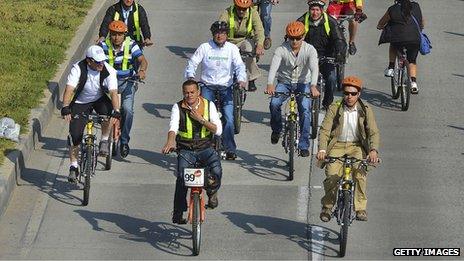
left=304, top=12, right=331, bottom=36
left=228, top=6, right=253, bottom=38
left=105, top=37, right=132, bottom=71
left=114, top=3, right=141, bottom=42
left=178, top=98, right=211, bottom=140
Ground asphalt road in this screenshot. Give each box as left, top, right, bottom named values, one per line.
left=0, top=0, right=463, bottom=259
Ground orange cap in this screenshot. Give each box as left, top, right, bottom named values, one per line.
left=234, top=0, right=253, bottom=9
left=342, top=76, right=363, bottom=90
left=109, top=20, right=127, bottom=33
left=286, top=21, right=305, bottom=37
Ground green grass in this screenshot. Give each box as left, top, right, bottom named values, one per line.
left=0, top=0, right=94, bottom=163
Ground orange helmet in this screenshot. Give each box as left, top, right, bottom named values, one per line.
left=286, top=21, right=305, bottom=37
left=342, top=76, right=363, bottom=90
left=109, top=20, right=127, bottom=33
left=234, top=0, right=252, bottom=8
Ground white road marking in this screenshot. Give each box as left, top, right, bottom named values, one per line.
left=310, top=225, right=326, bottom=260
left=297, top=186, right=309, bottom=222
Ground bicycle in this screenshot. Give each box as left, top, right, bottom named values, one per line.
left=324, top=155, right=379, bottom=257
left=273, top=90, right=311, bottom=180
left=311, top=69, right=326, bottom=140
left=75, top=113, right=111, bottom=206
left=389, top=47, right=410, bottom=111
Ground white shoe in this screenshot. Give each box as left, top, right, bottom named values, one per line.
left=410, top=82, right=419, bottom=94
left=384, top=68, right=394, bottom=77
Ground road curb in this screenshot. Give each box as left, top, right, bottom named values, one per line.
left=0, top=0, right=112, bottom=218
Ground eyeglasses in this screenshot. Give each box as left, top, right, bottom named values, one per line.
left=343, top=91, right=359, bottom=96
left=288, top=36, right=304, bottom=41
left=90, top=58, right=104, bottom=65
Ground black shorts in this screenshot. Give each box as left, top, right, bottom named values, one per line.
left=68, top=95, right=112, bottom=146
left=391, top=42, right=420, bottom=64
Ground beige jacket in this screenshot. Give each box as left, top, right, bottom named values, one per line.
left=219, top=6, right=265, bottom=46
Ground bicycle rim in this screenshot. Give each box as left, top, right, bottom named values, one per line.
left=288, top=121, right=295, bottom=181
left=391, top=59, right=400, bottom=99
left=311, top=98, right=320, bottom=139
left=339, top=190, right=351, bottom=257
left=337, top=64, right=345, bottom=92
left=82, top=146, right=92, bottom=206
left=105, top=132, right=113, bottom=170
left=400, top=69, right=410, bottom=111
left=192, top=193, right=201, bottom=256
left=233, top=88, right=242, bottom=134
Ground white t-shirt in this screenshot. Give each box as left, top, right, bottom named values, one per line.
left=66, top=62, right=118, bottom=104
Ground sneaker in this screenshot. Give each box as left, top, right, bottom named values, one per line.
left=264, top=37, right=272, bottom=50
left=300, top=149, right=310, bottom=157
left=172, top=211, right=187, bottom=224
left=320, top=207, right=332, bottom=222
left=207, top=191, right=218, bottom=209
left=68, top=166, right=79, bottom=183
left=120, top=143, right=130, bottom=158
left=225, top=152, right=237, bottom=160
left=271, top=132, right=280, bottom=144
left=355, top=210, right=368, bottom=221
left=99, top=140, right=109, bottom=156
left=348, top=42, right=357, bottom=55
left=248, top=80, right=257, bottom=92
left=384, top=68, right=394, bottom=77
left=410, top=82, right=419, bottom=94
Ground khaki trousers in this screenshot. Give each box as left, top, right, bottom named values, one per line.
left=321, top=142, right=368, bottom=211
left=236, top=39, right=261, bottom=81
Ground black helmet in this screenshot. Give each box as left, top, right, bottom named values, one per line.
left=307, top=0, right=325, bottom=7
left=210, top=21, right=229, bottom=34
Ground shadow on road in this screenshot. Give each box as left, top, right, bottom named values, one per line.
left=229, top=150, right=289, bottom=181
left=452, top=73, right=464, bottom=78
left=448, top=125, right=464, bottom=132
left=223, top=212, right=340, bottom=257
left=165, top=45, right=196, bottom=59
left=128, top=148, right=177, bottom=173
left=242, top=109, right=270, bottom=126
left=75, top=210, right=193, bottom=256
left=142, top=103, right=172, bottom=119
left=361, top=87, right=402, bottom=111
left=444, top=31, right=464, bottom=37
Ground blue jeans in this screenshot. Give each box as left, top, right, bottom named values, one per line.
left=259, top=1, right=273, bottom=37
left=269, top=82, right=312, bottom=150
left=174, top=148, right=222, bottom=212
left=320, top=62, right=337, bottom=107
left=201, top=85, right=236, bottom=153
left=118, top=80, right=136, bottom=145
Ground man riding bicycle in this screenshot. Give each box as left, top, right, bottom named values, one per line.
left=297, top=0, right=346, bottom=110
left=316, top=76, right=380, bottom=222
left=219, top=0, right=265, bottom=92
left=61, top=45, right=120, bottom=183
left=265, top=21, right=319, bottom=157
left=162, top=80, right=223, bottom=224
left=184, top=21, right=246, bottom=160
left=98, top=20, right=148, bottom=158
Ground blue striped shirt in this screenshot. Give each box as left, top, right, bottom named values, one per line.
left=99, top=39, right=143, bottom=79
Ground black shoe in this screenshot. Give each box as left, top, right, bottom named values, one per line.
left=225, top=152, right=237, bottom=160
left=248, top=80, right=257, bottom=92
left=349, top=42, right=357, bottom=55
left=207, top=191, right=218, bottom=209
left=68, top=166, right=79, bottom=183
left=172, top=211, right=187, bottom=225
left=300, top=149, right=310, bottom=157
left=120, top=143, right=130, bottom=158
left=271, top=132, right=280, bottom=144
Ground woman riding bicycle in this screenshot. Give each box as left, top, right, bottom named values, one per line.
left=377, top=0, right=424, bottom=94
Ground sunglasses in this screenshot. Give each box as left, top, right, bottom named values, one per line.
left=343, top=91, right=359, bottom=96
left=90, top=58, right=104, bottom=65
left=288, top=36, right=304, bottom=41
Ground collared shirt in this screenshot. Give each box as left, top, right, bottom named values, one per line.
left=184, top=40, right=246, bottom=87
left=99, top=39, right=143, bottom=79
left=338, top=104, right=359, bottom=142
left=66, top=62, right=118, bottom=104
left=121, top=5, right=132, bottom=24
left=169, top=100, right=223, bottom=136
left=267, top=41, right=319, bottom=85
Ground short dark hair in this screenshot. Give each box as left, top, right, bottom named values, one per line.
left=182, top=79, right=199, bottom=90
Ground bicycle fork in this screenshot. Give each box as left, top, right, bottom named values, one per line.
left=335, top=167, right=355, bottom=226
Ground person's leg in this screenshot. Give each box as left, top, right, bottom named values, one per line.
left=344, top=3, right=358, bottom=55
left=296, top=83, right=311, bottom=151
left=243, top=39, right=261, bottom=82
left=326, top=2, right=342, bottom=19
left=68, top=103, right=92, bottom=182
left=406, top=44, right=420, bottom=93
left=261, top=1, right=273, bottom=49
left=200, top=84, right=215, bottom=102
left=92, top=96, right=114, bottom=154
left=321, top=63, right=337, bottom=108
left=220, top=87, right=236, bottom=155
left=269, top=83, right=289, bottom=135
left=120, top=81, right=135, bottom=146
left=173, top=149, right=195, bottom=223
left=321, top=143, right=345, bottom=219
left=200, top=147, right=222, bottom=208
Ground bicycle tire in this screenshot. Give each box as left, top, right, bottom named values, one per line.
left=233, top=87, right=242, bottom=134
left=82, top=146, right=92, bottom=206
left=337, top=63, right=345, bottom=92
left=339, top=190, right=351, bottom=257
left=310, top=97, right=320, bottom=140
left=287, top=121, right=296, bottom=181
left=105, top=129, right=114, bottom=170
left=391, top=58, right=400, bottom=99
left=400, top=68, right=410, bottom=111
left=192, top=193, right=201, bottom=256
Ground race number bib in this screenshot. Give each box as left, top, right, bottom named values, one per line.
left=183, top=168, right=205, bottom=187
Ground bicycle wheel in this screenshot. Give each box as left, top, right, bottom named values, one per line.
left=310, top=97, right=320, bottom=139
left=337, top=63, right=345, bottom=92
left=287, top=121, right=296, bottom=181
left=339, top=190, right=351, bottom=257
left=233, top=87, right=242, bottom=134
left=192, top=193, right=201, bottom=256
left=105, top=129, right=114, bottom=170
left=82, top=146, right=92, bottom=206
left=391, top=57, right=400, bottom=99
left=399, top=67, right=410, bottom=111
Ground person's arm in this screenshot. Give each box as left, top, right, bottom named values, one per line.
left=189, top=102, right=220, bottom=135
left=266, top=48, right=282, bottom=95
left=98, top=6, right=116, bottom=40
left=251, top=8, right=265, bottom=50
left=366, top=106, right=380, bottom=156
left=184, top=45, right=205, bottom=79
left=355, top=0, right=363, bottom=10
left=377, top=10, right=390, bottom=30
left=308, top=46, right=319, bottom=87
left=61, top=65, right=80, bottom=121
left=208, top=102, right=222, bottom=136
left=136, top=55, right=148, bottom=80
left=162, top=104, right=179, bottom=154
left=328, top=17, right=347, bottom=62
left=316, top=104, right=336, bottom=159
left=138, top=5, right=152, bottom=41
left=231, top=46, right=247, bottom=84
left=218, top=9, right=229, bottom=23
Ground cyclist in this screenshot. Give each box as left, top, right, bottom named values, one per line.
left=184, top=21, right=246, bottom=160
left=162, top=80, right=223, bottom=224
left=219, top=0, right=265, bottom=92
left=377, top=0, right=423, bottom=94
left=97, top=0, right=153, bottom=48
left=61, top=45, right=120, bottom=183
left=98, top=20, right=148, bottom=158
left=316, top=76, right=380, bottom=222
left=265, top=21, right=319, bottom=157
left=253, top=0, right=280, bottom=50
left=297, top=0, right=347, bottom=110
left=324, top=0, right=365, bottom=55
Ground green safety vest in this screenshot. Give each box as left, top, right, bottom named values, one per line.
left=114, top=3, right=141, bottom=42
left=105, top=36, right=132, bottom=71
left=304, top=12, right=331, bottom=36
left=229, top=6, right=253, bottom=38
left=178, top=98, right=211, bottom=140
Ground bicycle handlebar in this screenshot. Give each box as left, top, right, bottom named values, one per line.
left=119, top=75, right=145, bottom=85
left=198, top=81, right=241, bottom=92
left=324, top=155, right=381, bottom=166
left=72, top=112, right=111, bottom=123
left=272, top=91, right=312, bottom=98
